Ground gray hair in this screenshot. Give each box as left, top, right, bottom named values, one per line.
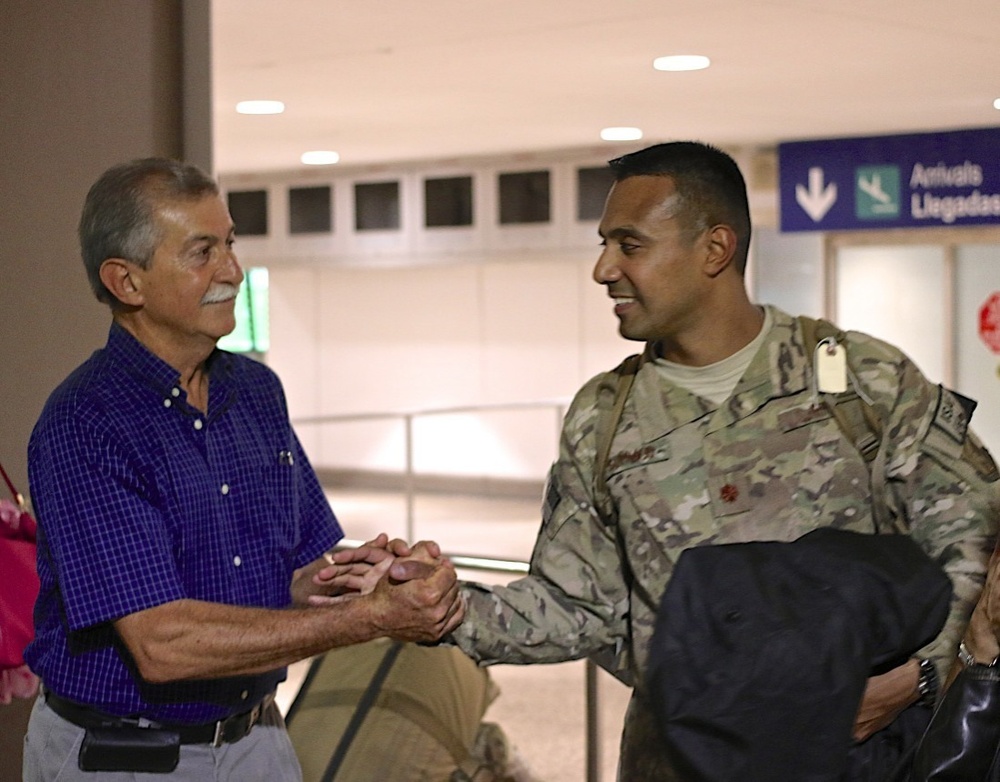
left=79, top=158, right=219, bottom=306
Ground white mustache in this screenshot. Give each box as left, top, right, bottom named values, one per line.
left=201, top=284, right=239, bottom=305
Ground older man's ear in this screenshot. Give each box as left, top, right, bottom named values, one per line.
left=99, top=258, right=144, bottom=307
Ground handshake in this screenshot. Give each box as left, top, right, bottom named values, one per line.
left=296, top=534, right=466, bottom=645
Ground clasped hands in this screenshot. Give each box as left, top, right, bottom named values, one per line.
left=309, top=534, right=466, bottom=643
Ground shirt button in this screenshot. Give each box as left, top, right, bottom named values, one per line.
left=163, top=399, right=172, bottom=408
left=171, top=388, right=181, bottom=398
left=240, top=690, right=249, bottom=700
left=220, top=483, right=230, bottom=495
left=194, top=419, right=203, bottom=430
left=233, top=555, right=242, bottom=567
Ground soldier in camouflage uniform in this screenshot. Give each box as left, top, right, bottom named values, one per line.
left=325, top=141, right=998, bottom=779
left=444, top=142, right=999, bottom=779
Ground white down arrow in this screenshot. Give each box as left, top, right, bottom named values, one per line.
left=795, top=167, right=838, bottom=222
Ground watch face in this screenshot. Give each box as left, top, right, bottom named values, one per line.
left=959, top=641, right=1000, bottom=668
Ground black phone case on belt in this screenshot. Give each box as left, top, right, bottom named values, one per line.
left=78, top=726, right=181, bottom=773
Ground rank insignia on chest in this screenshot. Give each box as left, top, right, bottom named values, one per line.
left=719, top=484, right=740, bottom=503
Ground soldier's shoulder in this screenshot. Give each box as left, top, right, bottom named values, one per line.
left=838, top=328, right=920, bottom=396
left=573, top=355, right=640, bottom=407
left=561, top=355, right=642, bottom=444
left=839, top=328, right=910, bottom=364
left=792, top=310, right=908, bottom=365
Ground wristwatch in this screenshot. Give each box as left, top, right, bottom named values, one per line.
left=916, top=657, right=939, bottom=708
left=958, top=640, right=1000, bottom=668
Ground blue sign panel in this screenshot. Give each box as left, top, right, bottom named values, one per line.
left=779, top=128, right=1000, bottom=232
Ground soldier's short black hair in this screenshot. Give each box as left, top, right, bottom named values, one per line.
left=608, top=141, right=752, bottom=273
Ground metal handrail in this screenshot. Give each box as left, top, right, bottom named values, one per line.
left=293, top=400, right=568, bottom=542
left=293, top=398, right=570, bottom=425
left=333, top=540, right=603, bottom=782
left=337, top=539, right=530, bottom=575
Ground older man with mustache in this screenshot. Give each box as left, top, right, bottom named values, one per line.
left=21, top=158, right=463, bottom=782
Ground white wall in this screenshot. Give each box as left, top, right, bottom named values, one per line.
left=267, top=254, right=634, bottom=480
left=835, top=244, right=947, bottom=384
left=752, top=227, right=825, bottom=318
left=956, top=244, right=1000, bottom=455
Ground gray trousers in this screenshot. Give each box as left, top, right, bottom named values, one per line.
left=23, top=695, right=303, bottom=782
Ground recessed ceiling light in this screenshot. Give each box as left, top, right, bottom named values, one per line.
left=653, top=55, right=711, bottom=72
left=994, top=98, right=1000, bottom=110
left=601, top=127, right=643, bottom=141
left=236, top=100, right=285, bottom=115
left=301, top=150, right=340, bottom=165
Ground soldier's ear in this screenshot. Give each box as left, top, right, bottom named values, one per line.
left=703, top=224, right=738, bottom=278
left=99, top=258, right=145, bottom=307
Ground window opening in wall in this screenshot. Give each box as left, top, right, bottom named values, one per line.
left=577, top=166, right=615, bottom=221
left=227, top=190, right=268, bottom=236
left=289, top=185, right=332, bottom=234
left=498, top=170, right=550, bottom=224
left=218, top=267, right=270, bottom=355
left=355, top=181, right=400, bottom=230
left=424, top=176, right=473, bottom=228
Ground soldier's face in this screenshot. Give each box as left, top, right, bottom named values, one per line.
left=594, top=175, right=712, bottom=351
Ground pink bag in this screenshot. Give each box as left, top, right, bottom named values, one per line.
left=0, top=461, right=40, bottom=702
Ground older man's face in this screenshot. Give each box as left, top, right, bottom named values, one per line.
left=130, top=194, right=244, bottom=357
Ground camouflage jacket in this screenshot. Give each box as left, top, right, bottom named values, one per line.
left=452, top=306, right=998, bottom=776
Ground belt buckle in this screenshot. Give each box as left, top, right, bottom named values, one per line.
left=244, top=701, right=263, bottom=736
left=211, top=720, right=225, bottom=749
left=211, top=695, right=267, bottom=748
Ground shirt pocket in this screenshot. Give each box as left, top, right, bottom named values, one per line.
left=255, top=455, right=301, bottom=552
left=705, top=472, right=755, bottom=518
left=705, top=403, right=872, bottom=534
left=607, top=445, right=716, bottom=544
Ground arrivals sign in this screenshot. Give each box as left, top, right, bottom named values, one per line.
left=778, top=127, right=1000, bottom=232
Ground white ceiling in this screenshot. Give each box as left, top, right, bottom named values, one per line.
left=211, top=0, right=1000, bottom=176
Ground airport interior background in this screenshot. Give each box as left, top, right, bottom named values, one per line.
left=3, top=2, right=1000, bottom=780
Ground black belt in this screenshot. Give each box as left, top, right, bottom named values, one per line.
left=45, top=690, right=274, bottom=747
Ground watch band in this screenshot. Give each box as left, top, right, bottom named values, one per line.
left=958, top=640, right=1000, bottom=668
left=916, top=657, right=939, bottom=709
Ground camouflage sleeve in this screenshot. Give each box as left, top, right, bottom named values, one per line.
left=858, top=339, right=1000, bottom=681
left=449, top=379, right=630, bottom=667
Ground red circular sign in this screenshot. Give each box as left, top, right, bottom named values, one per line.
left=979, top=292, right=1000, bottom=354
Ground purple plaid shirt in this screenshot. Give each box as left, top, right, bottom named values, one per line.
left=26, top=323, right=342, bottom=723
